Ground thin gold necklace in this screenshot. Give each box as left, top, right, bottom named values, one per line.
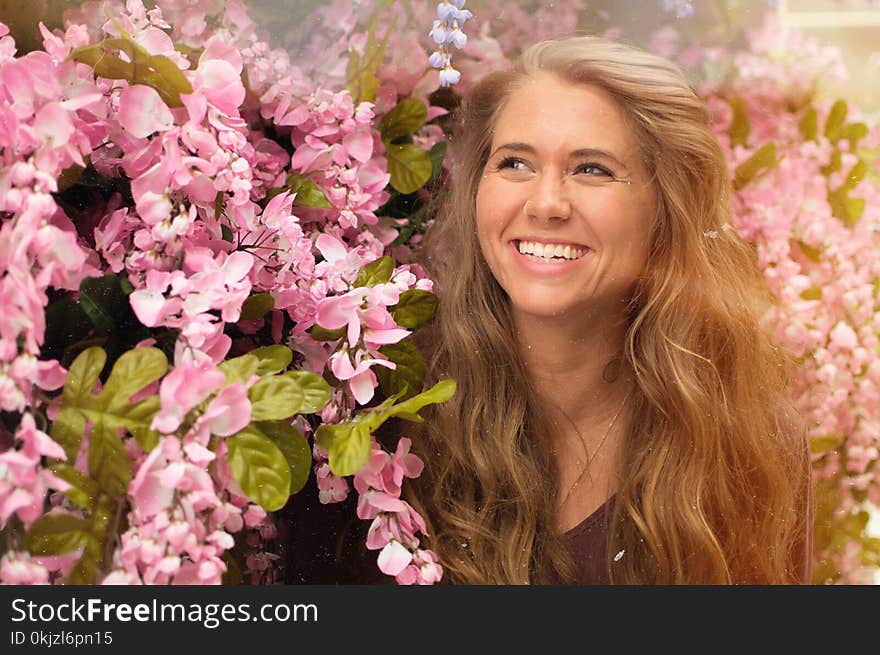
left=558, top=385, right=632, bottom=511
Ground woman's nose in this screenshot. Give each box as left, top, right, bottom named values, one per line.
left=523, top=175, right=571, bottom=222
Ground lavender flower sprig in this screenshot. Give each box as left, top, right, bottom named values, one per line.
left=660, top=0, right=695, bottom=18
left=428, top=1, right=473, bottom=87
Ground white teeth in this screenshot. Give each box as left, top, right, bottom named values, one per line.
left=517, top=240, right=586, bottom=260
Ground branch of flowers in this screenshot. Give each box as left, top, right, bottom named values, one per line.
left=428, top=1, right=474, bottom=87
left=354, top=435, right=441, bottom=584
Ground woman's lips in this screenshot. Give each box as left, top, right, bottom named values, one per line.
left=510, top=240, right=590, bottom=275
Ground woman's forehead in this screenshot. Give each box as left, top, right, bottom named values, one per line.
left=490, top=74, right=640, bottom=163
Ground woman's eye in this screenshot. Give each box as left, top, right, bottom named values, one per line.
left=575, top=162, right=613, bottom=177
left=497, top=156, right=529, bottom=171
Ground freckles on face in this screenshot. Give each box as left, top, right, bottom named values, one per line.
left=474, top=73, right=656, bottom=320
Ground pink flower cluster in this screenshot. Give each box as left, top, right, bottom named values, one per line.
left=699, top=18, right=880, bottom=583
left=103, top=435, right=266, bottom=585
left=354, top=436, right=441, bottom=584
left=0, top=414, right=69, bottom=530
left=0, top=22, right=99, bottom=412
left=0, top=0, right=451, bottom=587
left=317, top=273, right=420, bottom=405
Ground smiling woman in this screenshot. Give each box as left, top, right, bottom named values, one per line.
left=475, top=74, right=654, bottom=335
left=399, top=35, right=814, bottom=585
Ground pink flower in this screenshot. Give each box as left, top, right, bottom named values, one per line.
left=198, top=59, right=246, bottom=115
left=152, top=360, right=226, bottom=433
left=118, top=85, right=175, bottom=138
left=0, top=414, right=68, bottom=529
left=315, top=462, right=350, bottom=504
left=0, top=551, right=50, bottom=584
left=329, top=347, right=395, bottom=405
left=130, top=270, right=183, bottom=328
left=129, top=442, right=175, bottom=519
left=377, top=540, right=412, bottom=576
left=200, top=383, right=251, bottom=436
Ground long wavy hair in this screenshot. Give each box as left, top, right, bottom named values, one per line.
left=402, top=36, right=811, bottom=584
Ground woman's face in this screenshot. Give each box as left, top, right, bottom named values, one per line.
left=475, top=73, right=656, bottom=324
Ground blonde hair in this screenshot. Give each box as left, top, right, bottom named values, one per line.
left=404, top=36, right=811, bottom=584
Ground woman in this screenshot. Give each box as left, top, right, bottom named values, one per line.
left=401, top=35, right=813, bottom=584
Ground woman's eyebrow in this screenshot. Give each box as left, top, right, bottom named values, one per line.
left=490, top=142, right=628, bottom=169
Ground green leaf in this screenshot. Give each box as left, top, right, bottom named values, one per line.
left=250, top=345, right=293, bottom=376
left=841, top=122, right=868, bottom=148
left=308, top=324, right=347, bottom=341
left=68, top=36, right=193, bottom=107
left=227, top=426, right=291, bottom=511
left=428, top=141, right=447, bottom=183
left=345, top=49, right=363, bottom=102
left=821, top=149, right=842, bottom=176
left=386, top=143, right=432, bottom=194
left=88, top=415, right=133, bottom=496
left=799, top=286, right=822, bottom=301
left=99, top=347, right=167, bottom=413
left=319, top=378, right=456, bottom=476
left=391, top=378, right=456, bottom=419
left=345, top=4, right=396, bottom=104
left=810, top=433, right=843, bottom=455
left=390, top=289, right=438, bottom=329
left=824, top=99, right=848, bottom=142
left=842, top=159, right=868, bottom=191
left=48, top=463, right=99, bottom=510
left=24, top=514, right=93, bottom=556
left=248, top=376, right=303, bottom=421
left=829, top=188, right=865, bottom=226
left=843, top=510, right=870, bottom=538
left=215, top=191, right=226, bottom=221
left=795, top=240, right=822, bottom=263
left=379, top=98, right=428, bottom=142
left=67, top=553, right=99, bottom=585
left=799, top=106, right=818, bottom=141
left=733, top=142, right=778, bottom=190
left=79, top=274, right=129, bottom=334
left=121, top=395, right=161, bottom=453
left=283, top=371, right=331, bottom=414
left=62, top=346, right=106, bottom=405
left=50, top=407, right=88, bottom=464
left=316, top=422, right=372, bottom=477
left=218, top=353, right=260, bottom=385
left=843, top=196, right=865, bottom=225
left=376, top=340, right=426, bottom=401
left=268, top=173, right=332, bottom=208
left=66, top=529, right=104, bottom=584
left=728, top=96, right=750, bottom=148
left=355, top=256, right=394, bottom=288
left=257, top=421, right=312, bottom=495
left=314, top=422, right=349, bottom=452
left=90, top=494, right=115, bottom=533
left=240, top=293, right=275, bottom=321
left=56, top=347, right=167, bottom=495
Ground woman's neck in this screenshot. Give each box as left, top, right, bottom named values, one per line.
left=513, top=308, right=632, bottom=429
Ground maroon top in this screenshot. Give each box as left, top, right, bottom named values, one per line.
left=562, top=488, right=814, bottom=584
left=562, top=497, right=614, bottom=585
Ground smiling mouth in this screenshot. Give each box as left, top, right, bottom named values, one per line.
left=512, top=240, right=590, bottom=263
